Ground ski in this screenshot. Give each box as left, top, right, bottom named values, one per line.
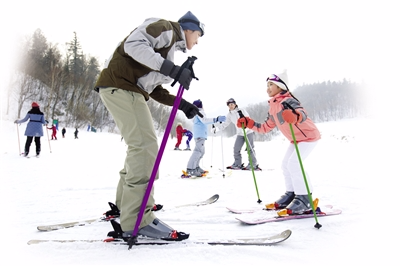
left=235, top=208, right=342, bottom=225
left=218, top=169, right=233, bottom=177
left=37, top=218, right=103, bottom=231
left=175, top=194, right=219, bottom=208
left=226, top=207, right=263, bottom=214
left=37, top=194, right=219, bottom=231
left=27, top=229, right=291, bottom=246
left=181, top=170, right=210, bottom=179
left=226, top=204, right=334, bottom=214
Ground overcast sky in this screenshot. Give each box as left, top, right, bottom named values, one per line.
left=2, top=0, right=399, bottom=117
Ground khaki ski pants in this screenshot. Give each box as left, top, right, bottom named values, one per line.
left=100, top=87, right=157, bottom=231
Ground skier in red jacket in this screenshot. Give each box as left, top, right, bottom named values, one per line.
left=47, top=124, right=57, bottom=140
left=175, top=123, right=193, bottom=151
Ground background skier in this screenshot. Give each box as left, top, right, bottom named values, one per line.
left=217, top=98, right=260, bottom=170
left=14, top=102, right=46, bottom=157
left=186, top=99, right=226, bottom=176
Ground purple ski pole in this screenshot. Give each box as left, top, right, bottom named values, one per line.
left=128, top=56, right=198, bottom=249
left=128, top=85, right=184, bottom=248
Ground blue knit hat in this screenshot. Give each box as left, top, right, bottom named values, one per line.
left=193, top=99, right=203, bottom=108
left=179, top=11, right=204, bottom=36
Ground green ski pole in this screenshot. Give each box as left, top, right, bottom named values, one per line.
left=282, top=102, right=321, bottom=229
left=238, top=110, right=261, bottom=203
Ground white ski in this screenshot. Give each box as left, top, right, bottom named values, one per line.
left=28, top=229, right=291, bottom=246
left=37, top=194, right=219, bottom=231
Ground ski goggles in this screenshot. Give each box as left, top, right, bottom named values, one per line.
left=267, top=74, right=289, bottom=90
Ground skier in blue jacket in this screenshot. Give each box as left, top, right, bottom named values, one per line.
left=14, top=102, right=47, bottom=157
left=186, top=99, right=226, bottom=176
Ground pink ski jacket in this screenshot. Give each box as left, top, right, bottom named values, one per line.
left=250, top=91, right=320, bottom=143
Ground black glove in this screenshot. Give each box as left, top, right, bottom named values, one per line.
left=179, top=99, right=203, bottom=119
left=14, top=120, right=18, bottom=124
left=160, top=59, right=193, bottom=90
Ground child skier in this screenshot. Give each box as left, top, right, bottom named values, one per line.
left=237, top=70, right=320, bottom=215
left=183, top=130, right=193, bottom=150
left=174, top=123, right=193, bottom=151
left=217, top=98, right=261, bottom=170
left=186, top=99, right=226, bottom=176
left=47, top=124, right=57, bottom=140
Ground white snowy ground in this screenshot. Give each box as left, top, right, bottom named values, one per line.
left=0, top=117, right=396, bottom=266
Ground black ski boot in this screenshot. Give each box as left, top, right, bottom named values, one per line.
left=107, top=219, right=189, bottom=242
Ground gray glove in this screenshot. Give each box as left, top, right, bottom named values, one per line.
left=160, top=59, right=193, bottom=90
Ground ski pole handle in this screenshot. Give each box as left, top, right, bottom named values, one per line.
left=282, top=102, right=298, bottom=116
left=237, top=110, right=247, bottom=128
left=282, top=101, right=306, bottom=137
left=171, top=56, right=198, bottom=88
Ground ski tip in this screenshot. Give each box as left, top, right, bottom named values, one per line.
left=211, top=194, right=219, bottom=201
left=268, top=229, right=292, bottom=242
left=282, top=229, right=292, bottom=238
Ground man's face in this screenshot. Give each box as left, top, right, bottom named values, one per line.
left=184, top=30, right=201, bottom=50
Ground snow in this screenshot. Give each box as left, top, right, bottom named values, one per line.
left=0, top=116, right=396, bottom=265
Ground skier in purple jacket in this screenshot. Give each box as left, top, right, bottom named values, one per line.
left=15, top=102, right=47, bottom=157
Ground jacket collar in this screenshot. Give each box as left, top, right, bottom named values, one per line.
left=269, top=91, right=289, bottom=103
left=172, top=22, right=187, bottom=53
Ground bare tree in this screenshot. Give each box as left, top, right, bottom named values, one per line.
left=41, top=44, right=65, bottom=119
left=14, top=73, right=40, bottom=118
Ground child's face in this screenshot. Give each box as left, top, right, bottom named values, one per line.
left=184, top=30, right=201, bottom=50
left=227, top=103, right=236, bottom=111
left=267, top=82, right=283, bottom=97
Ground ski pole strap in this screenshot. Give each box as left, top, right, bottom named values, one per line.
left=282, top=102, right=306, bottom=137
left=237, top=110, right=247, bottom=127
left=282, top=102, right=297, bottom=115
left=171, top=56, right=198, bottom=88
